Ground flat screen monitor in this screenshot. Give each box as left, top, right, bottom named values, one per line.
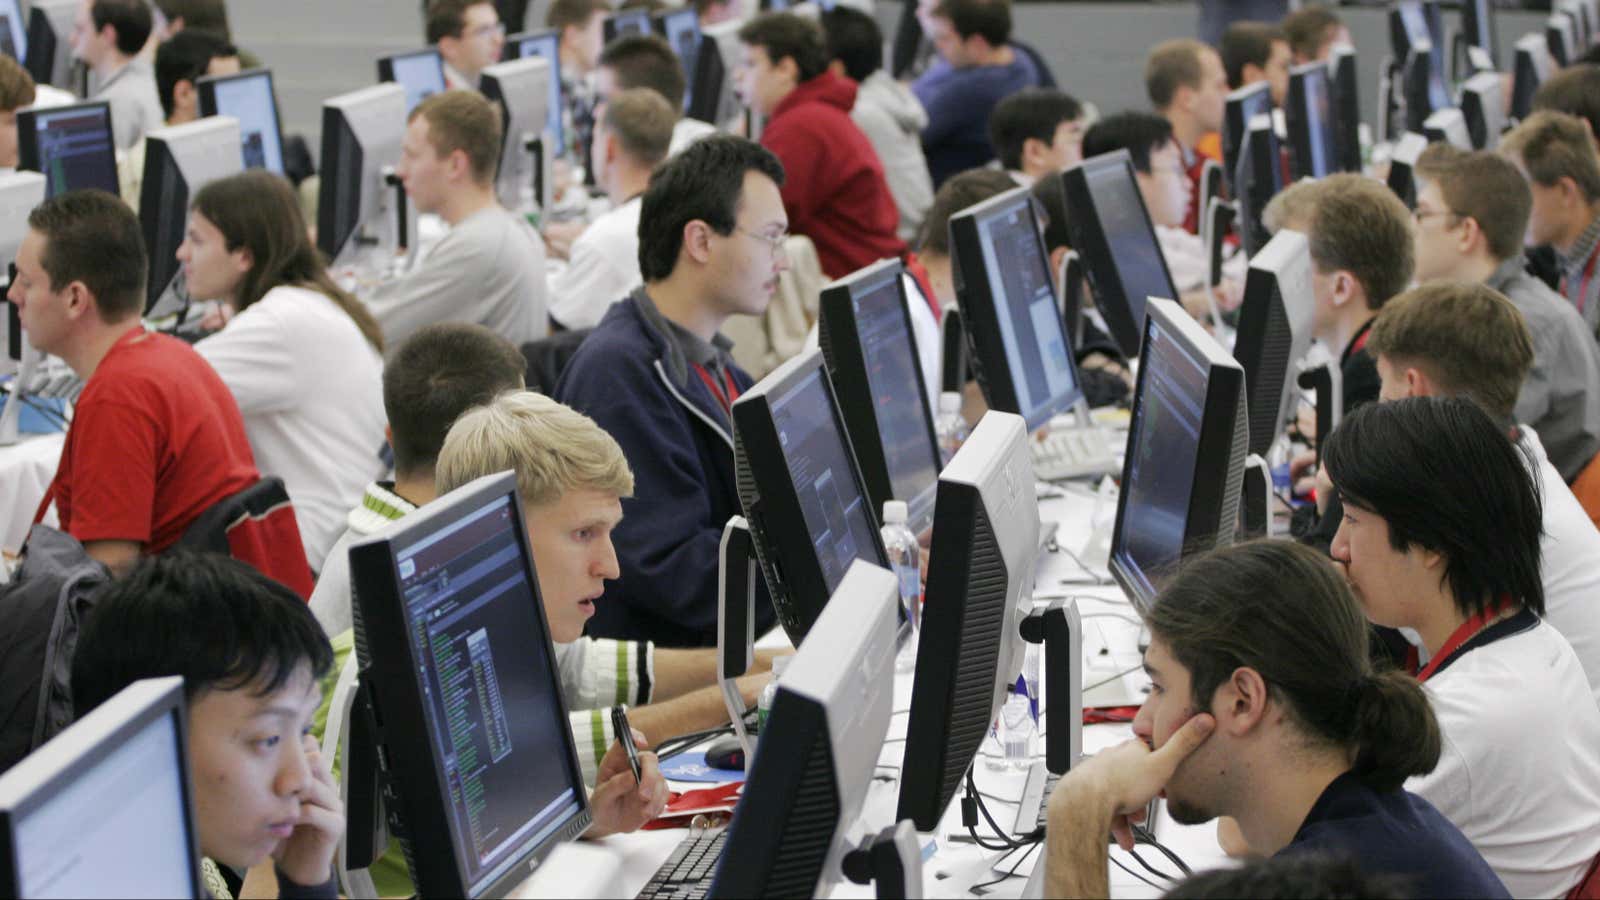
left=23, top=0, right=74, bottom=90
left=1061, top=151, right=1180, bottom=359
left=1422, top=107, right=1472, bottom=149
left=480, top=56, right=552, bottom=212
left=603, top=9, right=652, bottom=44
left=817, top=258, right=942, bottom=536
left=1461, top=0, right=1497, bottom=67
left=1558, top=0, right=1591, bottom=47
left=1108, top=297, right=1249, bottom=612
left=141, top=117, right=245, bottom=318
left=1328, top=45, right=1362, bottom=174
left=316, top=83, right=408, bottom=268
left=1231, top=229, right=1315, bottom=458
left=1222, top=82, right=1272, bottom=198
left=688, top=19, right=744, bottom=127
left=0, top=171, right=41, bottom=377
left=654, top=7, right=701, bottom=113
left=1286, top=62, right=1337, bottom=181
left=1401, top=38, right=1450, bottom=132
left=0, top=677, right=201, bottom=899
left=896, top=411, right=1038, bottom=831
left=197, top=68, right=287, bottom=175
left=708, top=561, right=898, bottom=897
left=1510, top=33, right=1550, bottom=122
left=16, top=101, right=119, bottom=198
left=1459, top=73, right=1504, bottom=150
left=732, top=348, right=895, bottom=643
left=1547, top=12, right=1578, bottom=67
left=1386, top=130, right=1428, bottom=207
left=0, top=0, right=25, bottom=62
left=378, top=48, right=447, bottom=114
left=504, top=30, right=564, bottom=153
left=347, top=471, right=592, bottom=899
left=1390, top=0, right=1445, bottom=79
left=1235, top=112, right=1283, bottom=256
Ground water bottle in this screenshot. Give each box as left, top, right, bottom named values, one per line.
left=934, top=392, right=970, bottom=464
left=756, top=655, right=792, bottom=732
left=998, top=686, right=1037, bottom=771
left=881, top=501, right=922, bottom=672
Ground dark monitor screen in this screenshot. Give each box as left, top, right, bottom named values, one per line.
left=1462, top=0, right=1496, bottom=65
left=1286, top=62, right=1336, bottom=180
left=1391, top=1, right=1444, bottom=77
left=1223, top=82, right=1272, bottom=196
left=507, top=30, right=564, bottom=151
left=0, top=0, right=24, bottom=62
left=655, top=8, right=701, bottom=112
left=1064, top=153, right=1178, bottom=359
left=380, top=49, right=446, bottom=113
left=604, top=9, right=652, bottom=43
left=1510, top=34, right=1546, bottom=122
left=198, top=69, right=285, bottom=174
left=17, top=102, right=119, bottom=198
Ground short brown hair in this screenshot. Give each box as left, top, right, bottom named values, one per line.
left=0, top=54, right=35, bottom=113
left=1418, top=149, right=1532, bottom=263
left=546, top=0, right=608, bottom=32
left=738, top=13, right=829, bottom=82
left=426, top=0, right=488, bottom=42
left=1366, top=282, right=1533, bottom=424
left=1145, top=39, right=1208, bottom=109
left=929, top=0, right=1011, bottom=46
left=1532, top=64, right=1600, bottom=148
left=599, top=34, right=687, bottom=109
left=1306, top=173, right=1414, bottom=309
left=410, top=90, right=503, bottom=186
left=916, top=167, right=1017, bottom=255
left=27, top=190, right=147, bottom=322
left=601, top=88, right=674, bottom=168
left=1500, top=110, right=1600, bottom=204
left=1281, top=4, right=1343, bottom=61
left=1220, top=22, right=1286, bottom=89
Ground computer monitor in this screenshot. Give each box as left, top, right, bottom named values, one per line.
left=1386, top=130, right=1428, bottom=207
left=0, top=171, right=41, bottom=378
left=951, top=186, right=1087, bottom=429
left=504, top=30, right=564, bottom=153
left=1108, top=297, right=1249, bottom=612
left=1222, top=82, right=1272, bottom=198
left=732, top=348, right=894, bottom=643
left=1547, top=12, right=1578, bottom=67
left=1061, top=152, right=1179, bottom=359
left=688, top=19, right=744, bottom=128
left=1510, top=33, right=1551, bottom=122
left=197, top=68, right=287, bottom=175
left=23, top=0, right=74, bottom=90
left=141, top=117, right=245, bottom=319
left=316, top=83, right=408, bottom=268
left=0, top=0, right=25, bottom=62
left=0, top=677, right=201, bottom=898
left=1460, top=0, right=1497, bottom=67
left=604, top=8, right=652, bottom=44
left=16, top=101, right=119, bottom=198
left=1558, top=0, right=1592, bottom=47
left=377, top=48, right=447, bottom=114
left=1234, top=112, right=1283, bottom=256
left=708, top=560, right=898, bottom=897
left=480, top=56, right=552, bottom=212
left=1327, top=45, right=1362, bottom=175
left=1231, top=229, right=1315, bottom=459
left=1285, top=62, right=1337, bottom=181
left=1390, top=0, right=1445, bottom=80
left=347, top=471, right=593, bottom=899
left=817, top=259, right=942, bottom=536
left=653, top=7, right=701, bottom=114
left=1459, top=72, right=1504, bottom=150
left=1400, top=38, right=1449, bottom=132
left=896, top=411, right=1038, bottom=831
left=1422, top=107, right=1472, bottom=149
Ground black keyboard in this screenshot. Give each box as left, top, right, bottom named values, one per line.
left=635, top=828, right=727, bottom=899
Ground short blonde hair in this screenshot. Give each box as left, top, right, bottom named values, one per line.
left=436, top=391, right=634, bottom=506
left=1261, top=178, right=1322, bottom=235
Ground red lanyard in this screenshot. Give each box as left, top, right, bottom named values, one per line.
left=693, top=363, right=740, bottom=417
left=1408, top=596, right=1516, bottom=683
left=1564, top=244, right=1600, bottom=317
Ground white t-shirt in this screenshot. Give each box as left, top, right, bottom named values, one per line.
left=196, top=286, right=388, bottom=570
left=1406, top=617, right=1600, bottom=898
left=1521, top=425, right=1600, bottom=704
left=547, top=195, right=642, bottom=330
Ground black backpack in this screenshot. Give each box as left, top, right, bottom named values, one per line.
left=0, top=525, right=111, bottom=773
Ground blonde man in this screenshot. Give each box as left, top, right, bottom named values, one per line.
left=436, top=390, right=779, bottom=780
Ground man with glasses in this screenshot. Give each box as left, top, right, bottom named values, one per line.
left=553, top=136, right=788, bottom=647
left=427, top=0, right=505, bottom=90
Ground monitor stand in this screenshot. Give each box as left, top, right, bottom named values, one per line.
left=842, top=821, right=925, bottom=899
left=1297, top=356, right=1343, bottom=471
left=1020, top=599, right=1082, bottom=776
left=0, top=338, right=44, bottom=446
left=1242, top=453, right=1272, bottom=539
left=716, top=516, right=758, bottom=767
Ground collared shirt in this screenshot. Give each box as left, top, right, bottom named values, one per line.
left=1557, top=211, right=1600, bottom=341
left=633, top=288, right=738, bottom=394
left=91, top=58, right=164, bottom=149
left=442, top=60, right=477, bottom=91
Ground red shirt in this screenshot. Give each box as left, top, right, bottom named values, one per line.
left=40, top=327, right=261, bottom=552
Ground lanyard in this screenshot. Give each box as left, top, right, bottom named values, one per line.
left=693, top=363, right=740, bottom=417
left=1408, top=596, right=1515, bottom=683
left=1563, top=244, right=1600, bottom=317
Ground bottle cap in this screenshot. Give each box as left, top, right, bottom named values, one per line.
left=882, top=500, right=909, bottom=525
left=939, top=392, right=962, bottom=414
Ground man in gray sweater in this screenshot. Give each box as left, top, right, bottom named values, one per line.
left=372, top=90, right=549, bottom=346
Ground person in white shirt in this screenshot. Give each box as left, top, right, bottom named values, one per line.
left=183, top=170, right=388, bottom=572
left=427, top=0, right=505, bottom=90
left=1325, top=393, right=1600, bottom=898
left=549, top=89, right=671, bottom=330
left=1365, top=281, right=1600, bottom=703
left=71, top=0, right=165, bottom=149
left=369, top=89, right=549, bottom=347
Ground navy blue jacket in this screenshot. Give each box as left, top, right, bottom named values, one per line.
left=554, top=291, right=776, bottom=647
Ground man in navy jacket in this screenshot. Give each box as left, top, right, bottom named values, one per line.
left=555, top=136, right=786, bottom=647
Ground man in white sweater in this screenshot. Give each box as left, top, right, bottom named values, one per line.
left=369, top=90, right=549, bottom=347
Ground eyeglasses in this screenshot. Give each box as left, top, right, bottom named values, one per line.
left=1413, top=207, right=1460, bottom=226
left=467, top=22, right=507, bottom=39
left=735, top=225, right=789, bottom=256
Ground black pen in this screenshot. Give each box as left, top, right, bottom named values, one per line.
left=612, top=706, right=643, bottom=783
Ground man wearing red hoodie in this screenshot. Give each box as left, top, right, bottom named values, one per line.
left=736, top=12, right=907, bottom=279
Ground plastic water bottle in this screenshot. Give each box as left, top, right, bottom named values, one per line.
left=934, top=392, right=970, bottom=464
left=881, top=501, right=922, bottom=672
left=999, top=686, right=1037, bottom=771
left=756, top=655, right=792, bottom=732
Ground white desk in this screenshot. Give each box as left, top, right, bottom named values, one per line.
left=0, top=431, right=63, bottom=554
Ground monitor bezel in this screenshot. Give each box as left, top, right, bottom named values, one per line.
left=1222, top=81, right=1272, bottom=197
left=196, top=67, right=288, bottom=176
left=503, top=29, right=565, bottom=150
left=603, top=8, right=653, bottom=44
left=1285, top=61, right=1336, bottom=181
left=16, top=100, right=119, bottom=198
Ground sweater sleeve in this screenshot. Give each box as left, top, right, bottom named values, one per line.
left=194, top=300, right=299, bottom=415
left=365, top=230, right=487, bottom=349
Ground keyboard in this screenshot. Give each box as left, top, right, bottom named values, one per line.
left=1031, top=427, right=1120, bottom=482
left=1012, top=760, right=1060, bottom=835
left=636, top=827, right=727, bottom=899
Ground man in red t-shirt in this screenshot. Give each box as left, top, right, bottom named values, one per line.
left=1146, top=39, right=1228, bottom=234
left=8, top=190, right=291, bottom=579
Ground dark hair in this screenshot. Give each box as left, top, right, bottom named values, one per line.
left=599, top=34, right=686, bottom=110
left=154, top=28, right=237, bottom=119
left=90, top=0, right=154, bottom=56
left=1148, top=540, right=1442, bottom=793
left=915, top=167, right=1017, bottom=255
left=820, top=6, right=883, bottom=82
left=1163, top=852, right=1412, bottom=899
left=153, top=0, right=232, bottom=39
left=192, top=171, right=383, bottom=353
left=383, top=322, right=527, bottom=478
left=738, top=12, right=829, bottom=82
left=546, top=0, right=608, bottom=32
left=1082, top=111, right=1175, bottom=174
left=72, top=551, right=334, bottom=718
left=637, top=134, right=785, bottom=281
left=1030, top=171, right=1070, bottom=251
left=1282, top=4, right=1343, bottom=62
left=988, top=88, right=1083, bottom=172
left=27, top=190, right=147, bottom=322
left=426, top=0, right=477, bottom=41
left=1579, top=44, right=1600, bottom=66
left=1323, top=396, right=1545, bottom=620
left=1532, top=64, right=1600, bottom=152
left=929, top=0, right=1010, bottom=46
left=1220, top=21, right=1285, bottom=89
left=0, top=53, right=35, bottom=113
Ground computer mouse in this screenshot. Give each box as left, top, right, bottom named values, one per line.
left=703, top=736, right=747, bottom=771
